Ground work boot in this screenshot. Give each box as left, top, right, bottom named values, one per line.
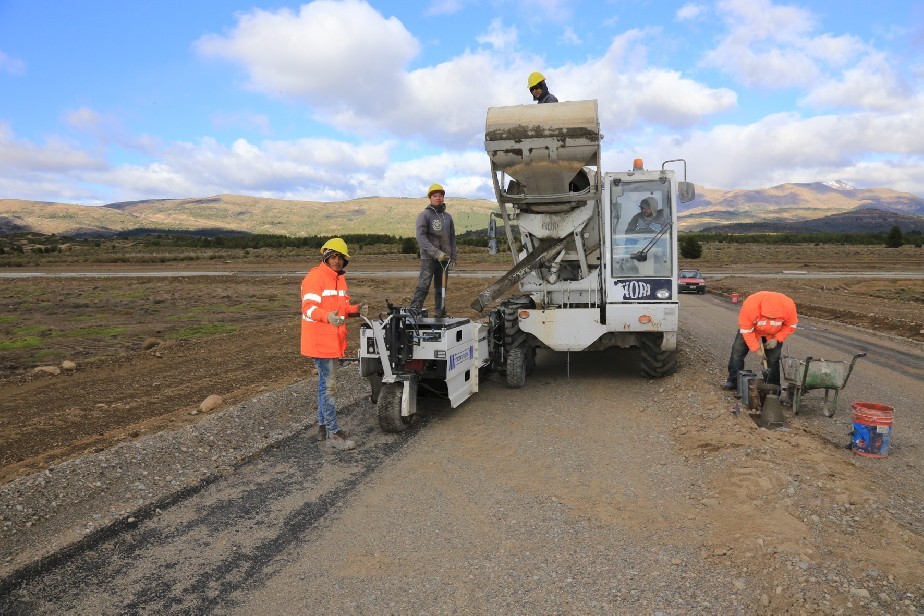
left=721, top=380, right=736, bottom=391
left=434, top=310, right=447, bottom=319
left=316, top=425, right=327, bottom=442
left=327, top=430, right=356, bottom=451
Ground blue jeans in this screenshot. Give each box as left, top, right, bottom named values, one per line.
left=315, top=358, right=341, bottom=434
left=726, top=332, right=783, bottom=386
left=409, top=259, right=446, bottom=314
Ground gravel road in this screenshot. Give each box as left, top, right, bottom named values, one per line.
left=2, top=294, right=923, bottom=615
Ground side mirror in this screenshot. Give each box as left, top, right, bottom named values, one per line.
left=678, top=181, right=696, bottom=203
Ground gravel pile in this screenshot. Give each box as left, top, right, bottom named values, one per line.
left=0, top=370, right=367, bottom=579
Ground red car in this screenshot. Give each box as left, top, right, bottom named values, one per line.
left=678, top=269, right=706, bottom=294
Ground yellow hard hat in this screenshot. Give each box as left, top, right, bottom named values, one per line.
left=527, top=71, right=546, bottom=89
left=320, top=237, right=350, bottom=259
left=427, top=183, right=445, bottom=198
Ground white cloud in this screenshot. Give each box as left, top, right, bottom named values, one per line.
left=556, top=30, right=738, bottom=130
left=87, top=136, right=399, bottom=202
left=801, top=52, right=915, bottom=112
left=0, top=49, right=26, bottom=75
left=701, top=0, right=866, bottom=89
left=425, top=0, right=466, bottom=16
left=197, top=3, right=740, bottom=150
left=196, top=0, right=420, bottom=114
left=559, top=27, right=581, bottom=46
left=64, top=106, right=106, bottom=131
left=675, top=3, right=706, bottom=21
left=645, top=101, right=924, bottom=194
left=211, top=112, right=272, bottom=135
left=0, top=122, right=103, bottom=172
left=476, top=19, right=518, bottom=52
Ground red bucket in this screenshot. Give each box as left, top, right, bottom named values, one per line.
left=731, top=293, right=739, bottom=304
left=851, top=402, right=894, bottom=458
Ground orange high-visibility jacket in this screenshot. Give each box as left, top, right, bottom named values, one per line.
left=300, top=262, right=359, bottom=358
left=738, top=291, right=798, bottom=352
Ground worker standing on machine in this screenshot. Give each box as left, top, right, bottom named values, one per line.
left=722, top=291, right=798, bottom=390
left=301, top=238, right=367, bottom=450
left=409, top=183, right=456, bottom=318
left=528, top=71, right=558, bottom=104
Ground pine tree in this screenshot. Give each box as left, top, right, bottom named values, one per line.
left=885, top=226, right=903, bottom=248
left=679, top=235, right=703, bottom=259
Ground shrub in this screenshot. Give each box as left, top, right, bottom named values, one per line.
left=679, top=235, right=703, bottom=259
left=400, top=236, right=418, bottom=254
left=885, top=226, right=903, bottom=248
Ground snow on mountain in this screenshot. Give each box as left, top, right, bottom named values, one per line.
left=823, top=180, right=856, bottom=190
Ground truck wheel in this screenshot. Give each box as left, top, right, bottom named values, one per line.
left=503, top=296, right=533, bottom=350
left=377, top=382, right=412, bottom=432
left=506, top=347, right=527, bottom=388
left=639, top=334, right=677, bottom=378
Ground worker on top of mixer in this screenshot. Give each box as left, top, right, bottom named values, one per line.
left=626, top=197, right=666, bottom=233
left=409, top=183, right=457, bottom=318
left=722, top=291, right=799, bottom=390
left=528, top=71, right=558, bottom=104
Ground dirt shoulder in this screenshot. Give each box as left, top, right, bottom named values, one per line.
left=1, top=245, right=921, bottom=485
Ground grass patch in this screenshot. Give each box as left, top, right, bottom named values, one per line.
left=0, top=336, right=43, bottom=350
left=167, top=324, right=237, bottom=339
left=57, top=326, right=128, bottom=338
left=29, top=349, right=64, bottom=363
left=112, top=290, right=148, bottom=299
left=12, top=325, right=50, bottom=336
left=0, top=315, right=17, bottom=324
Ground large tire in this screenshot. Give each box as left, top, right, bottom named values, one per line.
left=377, top=382, right=412, bottom=432
left=639, top=334, right=678, bottom=378
left=503, top=300, right=529, bottom=350
left=506, top=347, right=527, bottom=388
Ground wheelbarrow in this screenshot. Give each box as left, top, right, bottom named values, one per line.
left=781, top=352, right=866, bottom=417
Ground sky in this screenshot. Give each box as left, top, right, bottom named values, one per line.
left=1, top=0, right=923, bottom=205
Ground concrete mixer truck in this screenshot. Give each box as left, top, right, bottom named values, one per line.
left=472, top=99, right=696, bottom=387
left=358, top=99, right=695, bottom=432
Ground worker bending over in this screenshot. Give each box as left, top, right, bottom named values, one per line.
left=723, top=290, right=798, bottom=390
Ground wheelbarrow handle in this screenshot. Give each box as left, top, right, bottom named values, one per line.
left=844, top=352, right=866, bottom=382
left=800, top=356, right=813, bottom=389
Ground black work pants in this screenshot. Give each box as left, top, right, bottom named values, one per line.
left=409, top=259, right=447, bottom=314
left=726, top=332, right=783, bottom=386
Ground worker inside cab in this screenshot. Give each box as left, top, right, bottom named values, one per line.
left=611, top=189, right=672, bottom=278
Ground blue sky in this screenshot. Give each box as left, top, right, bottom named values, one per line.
left=1, top=0, right=922, bottom=205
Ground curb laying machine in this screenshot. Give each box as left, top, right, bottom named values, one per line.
left=359, top=99, right=696, bottom=431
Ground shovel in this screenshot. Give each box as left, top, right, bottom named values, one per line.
left=438, top=259, right=450, bottom=318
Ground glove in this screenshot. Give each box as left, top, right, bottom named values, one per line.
left=436, top=251, right=450, bottom=262
left=764, top=339, right=778, bottom=349
left=327, top=312, right=345, bottom=326
left=357, top=302, right=369, bottom=317
left=448, top=259, right=456, bottom=271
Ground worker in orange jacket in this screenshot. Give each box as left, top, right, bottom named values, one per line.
left=301, top=238, right=367, bottom=450
left=722, top=290, right=798, bottom=390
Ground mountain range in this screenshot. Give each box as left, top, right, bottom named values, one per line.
left=1, top=181, right=922, bottom=238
